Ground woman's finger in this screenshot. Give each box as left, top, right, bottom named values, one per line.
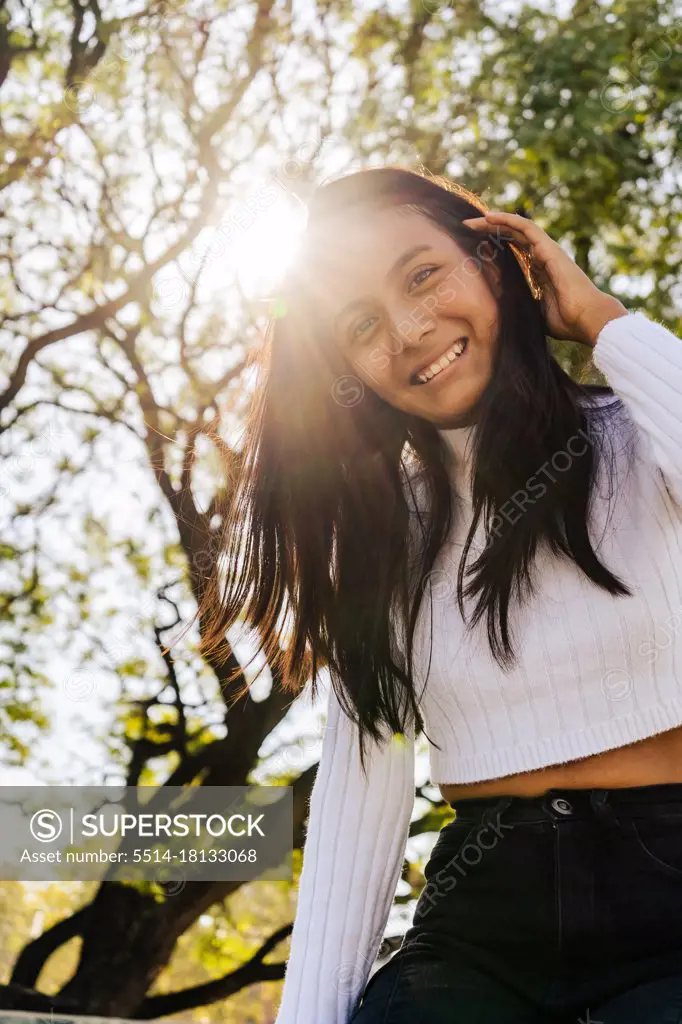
left=462, top=211, right=547, bottom=246
left=461, top=220, right=532, bottom=245
left=474, top=210, right=545, bottom=235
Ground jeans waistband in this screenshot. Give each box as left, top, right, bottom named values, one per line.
left=449, top=782, right=682, bottom=824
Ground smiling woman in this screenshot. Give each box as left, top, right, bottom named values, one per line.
left=181, top=166, right=682, bottom=1024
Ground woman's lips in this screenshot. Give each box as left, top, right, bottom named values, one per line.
left=411, top=337, right=469, bottom=385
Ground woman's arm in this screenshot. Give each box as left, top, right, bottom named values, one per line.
left=275, top=680, right=416, bottom=1024
left=591, top=311, right=682, bottom=507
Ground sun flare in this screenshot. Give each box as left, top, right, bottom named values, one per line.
left=198, top=189, right=308, bottom=305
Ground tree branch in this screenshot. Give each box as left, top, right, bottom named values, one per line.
left=134, top=923, right=292, bottom=1019
left=10, top=906, right=93, bottom=988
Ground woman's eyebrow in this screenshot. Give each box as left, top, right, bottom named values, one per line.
left=389, top=242, right=433, bottom=278
left=333, top=243, right=434, bottom=328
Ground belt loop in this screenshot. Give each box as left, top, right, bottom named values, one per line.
left=480, top=794, right=513, bottom=830
left=590, top=788, right=616, bottom=821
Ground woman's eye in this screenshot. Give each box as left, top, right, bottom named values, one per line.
left=409, top=266, right=439, bottom=289
left=351, top=316, right=377, bottom=341
left=347, top=270, right=439, bottom=342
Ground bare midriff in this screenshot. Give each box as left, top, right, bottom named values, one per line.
left=439, top=724, right=682, bottom=803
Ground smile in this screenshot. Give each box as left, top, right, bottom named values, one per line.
left=411, top=337, right=468, bottom=385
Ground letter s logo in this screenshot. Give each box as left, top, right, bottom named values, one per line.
left=30, top=809, right=63, bottom=843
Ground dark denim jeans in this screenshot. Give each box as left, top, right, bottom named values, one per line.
left=349, top=783, right=682, bottom=1023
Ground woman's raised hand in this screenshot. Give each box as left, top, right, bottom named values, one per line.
left=461, top=211, right=628, bottom=347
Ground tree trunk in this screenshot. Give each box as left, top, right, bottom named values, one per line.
left=54, top=885, right=179, bottom=1017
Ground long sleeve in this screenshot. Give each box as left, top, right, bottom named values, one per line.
left=592, top=310, right=682, bottom=505
left=275, top=681, right=416, bottom=1024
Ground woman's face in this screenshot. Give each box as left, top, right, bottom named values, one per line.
left=320, top=205, right=502, bottom=428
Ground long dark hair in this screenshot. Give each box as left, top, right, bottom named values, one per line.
left=192, top=167, right=633, bottom=776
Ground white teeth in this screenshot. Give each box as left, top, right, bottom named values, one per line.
left=415, top=339, right=466, bottom=384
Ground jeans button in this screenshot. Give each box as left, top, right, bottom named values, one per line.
left=550, top=797, right=573, bottom=815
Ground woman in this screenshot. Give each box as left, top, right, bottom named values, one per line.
left=197, top=167, right=682, bottom=1023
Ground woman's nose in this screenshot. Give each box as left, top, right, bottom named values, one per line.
left=388, top=325, right=438, bottom=369
left=387, top=302, right=437, bottom=353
